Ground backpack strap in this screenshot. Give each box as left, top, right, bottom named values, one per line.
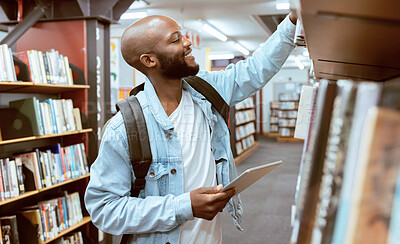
left=129, top=77, right=230, bottom=125
left=116, top=96, right=152, bottom=198
left=130, top=82, right=145, bottom=96
left=182, top=76, right=230, bottom=125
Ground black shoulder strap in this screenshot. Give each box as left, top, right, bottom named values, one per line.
left=182, top=76, right=230, bottom=125
left=116, top=96, right=152, bottom=198
left=129, top=77, right=230, bottom=125
left=130, top=82, right=145, bottom=96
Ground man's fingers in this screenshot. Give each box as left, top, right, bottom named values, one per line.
left=198, top=184, right=223, bottom=194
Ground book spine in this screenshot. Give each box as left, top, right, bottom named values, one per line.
left=15, top=158, right=25, bottom=195
left=34, top=97, right=45, bottom=136
left=8, top=159, right=20, bottom=198
left=1, top=159, right=11, bottom=199
left=0, top=159, right=5, bottom=201
left=42, top=52, right=51, bottom=83
left=35, top=149, right=45, bottom=189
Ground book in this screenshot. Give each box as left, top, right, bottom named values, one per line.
left=332, top=82, right=383, bottom=244
left=18, top=152, right=42, bottom=190
left=8, top=159, right=20, bottom=198
left=0, top=159, right=11, bottom=200
left=17, top=209, right=44, bottom=244
left=14, top=158, right=25, bottom=195
left=311, top=80, right=358, bottom=244
left=344, top=108, right=400, bottom=244
left=73, top=108, right=82, bottom=131
left=294, top=85, right=316, bottom=139
left=291, top=80, right=337, bottom=244
left=9, top=97, right=43, bottom=136
left=0, top=215, right=20, bottom=244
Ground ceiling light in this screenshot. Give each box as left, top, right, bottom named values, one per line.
left=235, top=43, right=250, bottom=56
left=276, top=2, right=290, bottom=10
left=294, top=56, right=304, bottom=70
left=209, top=53, right=235, bottom=60
left=129, top=0, right=148, bottom=9
left=202, top=23, right=228, bottom=42
left=303, top=50, right=309, bottom=57
left=120, top=12, right=148, bottom=20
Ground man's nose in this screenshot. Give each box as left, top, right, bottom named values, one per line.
left=183, top=36, right=192, bottom=47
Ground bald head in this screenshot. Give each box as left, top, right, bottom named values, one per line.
left=121, top=15, right=180, bottom=73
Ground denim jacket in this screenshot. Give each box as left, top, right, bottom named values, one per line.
left=85, top=15, right=295, bottom=244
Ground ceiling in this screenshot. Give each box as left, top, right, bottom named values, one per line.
left=113, top=0, right=311, bottom=69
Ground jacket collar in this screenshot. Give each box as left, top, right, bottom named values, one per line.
left=142, top=77, right=216, bottom=131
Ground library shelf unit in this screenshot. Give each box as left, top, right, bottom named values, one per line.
left=230, top=96, right=259, bottom=165
left=42, top=216, right=92, bottom=244
left=0, top=80, right=93, bottom=242
left=290, top=0, right=400, bottom=243
left=270, top=97, right=302, bottom=142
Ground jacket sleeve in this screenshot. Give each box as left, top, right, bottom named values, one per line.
left=84, top=113, right=193, bottom=235
left=197, top=14, right=296, bottom=106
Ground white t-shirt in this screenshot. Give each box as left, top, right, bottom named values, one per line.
left=169, top=89, right=222, bottom=244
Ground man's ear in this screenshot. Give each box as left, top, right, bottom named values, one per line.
left=139, top=54, right=157, bottom=68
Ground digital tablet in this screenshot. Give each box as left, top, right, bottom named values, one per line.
left=222, top=160, right=282, bottom=195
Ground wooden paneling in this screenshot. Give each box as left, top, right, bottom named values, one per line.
left=299, top=0, right=400, bottom=81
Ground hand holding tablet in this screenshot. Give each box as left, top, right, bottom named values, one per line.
left=222, top=160, right=282, bottom=195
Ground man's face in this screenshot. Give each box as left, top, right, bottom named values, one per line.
left=153, top=19, right=199, bottom=79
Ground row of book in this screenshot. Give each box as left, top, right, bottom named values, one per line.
left=235, top=97, right=255, bottom=110
left=9, top=97, right=82, bottom=137
left=235, top=109, right=255, bottom=125
left=0, top=143, right=89, bottom=202
left=277, top=110, right=298, bottom=119
left=235, top=122, right=256, bottom=141
left=279, top=127, right=295, bottom=137
left=14, top=49, right=74, bottom=85
left=291, top=79, right=400, bottom=244
left=271, top=101, right=299, bottom=110
left=279, top=118, right=296, bottom=127
left=279, top=92, right=300, bottom=101
left=54, top=231, right=84, bottom=244
left=270, top=124, right=278, bottom=133
left=235, top=135, right=255, bottom=155
left=0, top=191, right=84, bottom=244
left=0, top=44, right=17, bottom=82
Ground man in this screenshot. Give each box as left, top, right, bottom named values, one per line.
left=85, top=12, right=297, bottom=244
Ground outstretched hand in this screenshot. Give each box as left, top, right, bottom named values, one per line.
left=289, top=12, right=298, bottom=25
left=190, top=184, right=236, bottom=221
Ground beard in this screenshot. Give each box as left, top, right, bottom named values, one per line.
left=157, top=53, right=199, bottom=79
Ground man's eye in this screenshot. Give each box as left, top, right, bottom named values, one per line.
left=172, top=39, right=180, bottom=43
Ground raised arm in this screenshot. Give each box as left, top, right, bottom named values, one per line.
left=197, top=14, right=296, bottom=106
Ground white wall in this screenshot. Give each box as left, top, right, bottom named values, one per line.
left=259, top=68, right=309, bottom=133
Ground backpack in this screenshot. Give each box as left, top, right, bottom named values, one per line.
left=107, top=76, right=230, bottom=244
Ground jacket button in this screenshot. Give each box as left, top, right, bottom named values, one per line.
left=170, top=169, right=176, bottom=175
left=149, top=171, right=155, bottom=178
left=166, top=133, right=173, bottom=139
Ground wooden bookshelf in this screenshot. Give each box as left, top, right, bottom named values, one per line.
left=236, top=119, right=256, bottom=126
left=277, top=137, right=304, bottom=142
left=43, top=216, right=92, bottom=244
left=236, top=132, right=256, bottom=142
left=235, top=106, right=256, bottom=111
left=234, top=142, right=259, bottom=165
left=0, top=174, right=90, bottom=206
left=0, top=129, right=92, bottom=146
left=0, top=82, right=89, bottom=94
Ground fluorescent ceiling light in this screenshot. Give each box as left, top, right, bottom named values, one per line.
left=235, top=43, right=250, bottom=56
left=120, top=12, right=148, bottom=20
left=202, top=23, right=228, bottom=42
left=294, top=56, right=304, bottom=70
left=276, top=2, right=290, bottom=10
left=209, top=53, right=235, bottom=60
left=129, top=0, right=148, bottom=9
